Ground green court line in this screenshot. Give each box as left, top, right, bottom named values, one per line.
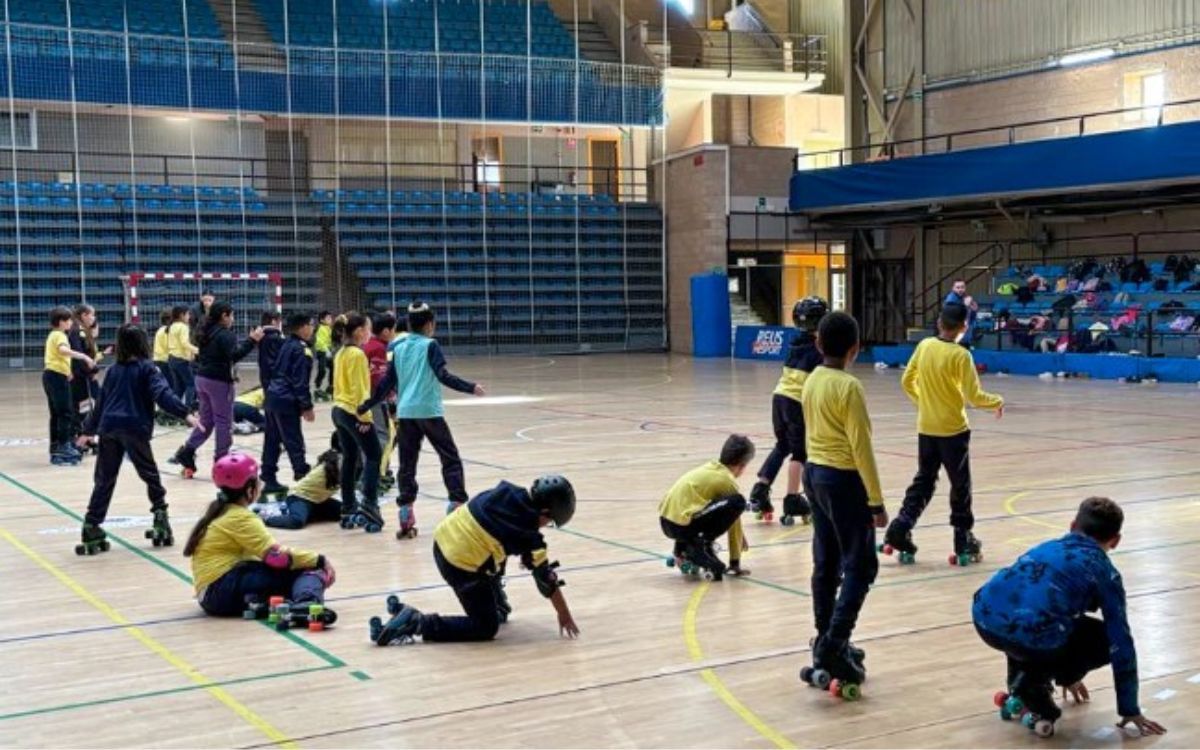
left=349, top=670, right=372, bottom=681
left=0, top=664, right=337, bottom=722
left=0, top=471, right=347, bottom=668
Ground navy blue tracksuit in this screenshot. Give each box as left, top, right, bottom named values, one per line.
left=257, top=327, right=284, bottom=389
left=262, top=335, right=314, bottom=484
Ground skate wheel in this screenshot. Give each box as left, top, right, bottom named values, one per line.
left=1033, top=719, right=1054, bottom=738
left=1004, top=697, right=1023, bottom=715
left=1021, top=712, right=1035, bottom=729
left=144, top=529, right=153, bottom=540
left=999, top=708, right=1012, bottom=722
left=369, top=616, right=383, bottom=642
left=948, top=554, right=959, bottom=566
left=799, top=666, right=813, bottom=685
left=761, top=512, right=773, bottom=522
left=880, top=544, right=894, bottom=555
left=665, top=556, right=676, bottom=568
left=182, top=468, right=195, bottom=479
left=811, top=669, right=831, bottom=690
left=841, top=683, right=861, bottom=701
left=781, top=515, right=795, bottom=527
left=993, top=691, right=1009, bottom=708
left=269, top=596, right=285, bottom=607
left=308, top=622, right=324, bottom=632
left=164, top=537, right=173, bottom=547
left=365, top=523, right=382, bottom=534
left=386, top=595, right=401, bottom=616
left=74, top=544, right=85, bottom=555
left=100, top=541, right=110, bottom=552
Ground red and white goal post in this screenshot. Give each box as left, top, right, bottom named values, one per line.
left=122, top=272, right=283, bottom=326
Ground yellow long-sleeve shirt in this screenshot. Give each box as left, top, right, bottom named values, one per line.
left=901, top=337, right=1004, bottom=437
left=44, top=330, right=72, bottom=375
left=290, top=464, right=338, bottom=504
left=152, top=327, right=170, bottom=363
left=314, top=324, right=332, bottom=353
left=167, top=321, right=198, bottom=360
left=801, top=366, right=884, bottom=507
left=332, top=345, right=372, bottom=423
left=190, top=505, right=320, bottom=594
left=658, top=460, right=746, bottom=560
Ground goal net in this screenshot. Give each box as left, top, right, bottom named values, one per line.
left=122, top=272, right=283, bottom=328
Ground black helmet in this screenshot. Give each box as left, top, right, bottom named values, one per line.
left=530, top=475, right=575, bottom=527
left=792, top=296, right=829, bottom=328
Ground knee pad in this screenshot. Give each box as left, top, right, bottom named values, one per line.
left=726, top=493, right=748, bottom=514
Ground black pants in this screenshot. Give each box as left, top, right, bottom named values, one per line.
left=419, top=543, right=501, bottom=642
left=899, top=431, right=973, bottom=531
left=85, top=429, right=166, bottom=526
left=332, top=406, right=380, bottom=508
left=200, top=561, right=326, bottom=617
left=313, top=351, right=330, bottom=390
left=156, top=361, right=176, bottom=396
left=69, top=374, right=97, bottom=438
left=262, top=404, right=309, bottom=484
left=758, top=394, right=806, bottom=483
left=234, top=402, right=266, bottom=427
left=42, top=370, right=74, bottom=451
left=264, top=495, right=343, bottom=530
left=805, top=464, right=879, bottom=642
left=396, top=417, right=466, bottom=506
left=660, top=494, right=746, bottom=554
left=977, top=616, right=1111, bottom=689
left=168, top=357, right=195, bottom=409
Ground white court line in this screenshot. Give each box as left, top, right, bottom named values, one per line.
left=1154, top=688, right=1177, bottom=701
left=1188, top=673, right=1200, bottom=684
left=445, top=395, right=547, bottom=406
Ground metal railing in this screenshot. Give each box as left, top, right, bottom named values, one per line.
left=976, top=306, right=1200, bottom=359
left=798, top=96, right=1200, bottom=169
left=639, top=25, right=825, bottom=77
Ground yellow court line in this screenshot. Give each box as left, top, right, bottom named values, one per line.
left=683, top=582, right=797, bottom=750
left=0, top=526, right=297, bottom=749
left=1001, top=491, right=1063, bottom=532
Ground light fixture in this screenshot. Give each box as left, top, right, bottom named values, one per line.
left=165, top=115, right=190, bottom=123
left=1058, top=47, right=1115, bottom=67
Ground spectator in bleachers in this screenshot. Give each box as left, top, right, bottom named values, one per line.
left=945, top=279, right=978, bottom=348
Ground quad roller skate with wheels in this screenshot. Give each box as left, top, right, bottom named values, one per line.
left=354, top=502, right=385, bottom=533
left=780, top=493, right=812, bottom=527
left=51, top=444, right=82, bottom=467
left=144, top=507, right=174, bottom=548
left=379, top=471, right=396, bottom=493
left=370, top=596, right=423, bottom=646
left=949, top=528, right=984, bottom=567
left=749, top=481, right=775, bottom=522
left=878, top=520, right=918, bottom=564
left=994, top=681, right=1058, bottom=738
left=395, top=504, right=418, bottom=540
left=244, top=595, right=337, bottom=632
left=809, top=635, right=865, bottom=666
left=665, top=540, right=727, bottom=581
left=173, top=447, right=197, bottom=479
left=339, top=502, right=362, bottom=530
left=800, top=636, right=865, bottom=701
left=74, top=523, right=111, bottom=556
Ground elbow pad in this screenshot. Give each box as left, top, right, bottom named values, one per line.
left=263, top=545, right=292, bottom=570
left=531, top=560, right=564, bottom=598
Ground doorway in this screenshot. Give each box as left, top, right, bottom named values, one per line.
left=588, top=138, right=619, bottom=199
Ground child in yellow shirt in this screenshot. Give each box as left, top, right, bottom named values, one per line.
left=44, top=306, right=95, bottom=465
left=262, top=449, right=342, bottom=529
left=800, top=311, right=886, bottom=688
left=331, top=312, right=382, bottom=532
left=884, top=302, right=1003, bottom=565
left=658, top=435, right=755, bottom=581
left=183, top=453, right=336, bottom=625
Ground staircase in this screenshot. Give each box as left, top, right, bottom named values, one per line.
left=206, top=0, right=285, bottom=71
left=731, top=297, right=766, bottom=327
left=571, top=20, right=622, bottom=63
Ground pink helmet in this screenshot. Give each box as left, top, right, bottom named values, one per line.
left=212, top=453, right=260, bottom=492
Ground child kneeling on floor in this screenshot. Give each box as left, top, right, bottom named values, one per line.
left=184, top=453, right=337, bottom=625
left=973, top=496, right=1165, bottom=737
left=371, top=476, right=579, bottom=645
left=261, top=449, right=342, bottom=530
left=658, top=434, right=755, bottom=581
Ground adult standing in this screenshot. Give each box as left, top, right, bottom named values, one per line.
left=945, top=279, right=978, bottom=348
left=172, top=301, right=263, bottom=476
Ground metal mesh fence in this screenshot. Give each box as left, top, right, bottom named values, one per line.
left=0, top=0, right=666, bottom=365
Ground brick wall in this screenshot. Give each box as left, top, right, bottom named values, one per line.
left=897, top=46, right=1200, bottom=147
left=661, top=148, right=730, bottom=353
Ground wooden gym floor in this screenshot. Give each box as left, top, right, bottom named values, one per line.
left=1, top=353, right=1198, bottom=748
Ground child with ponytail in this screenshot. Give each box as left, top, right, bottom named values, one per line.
left=263, top=448, right=342, bottom=530
left=184, top=453, right=337, bottom=625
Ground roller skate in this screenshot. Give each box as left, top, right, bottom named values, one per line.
left=370, top=596, right=423, bottom=645
left=260, top=481, right=289, bottom=500
left=379, top=471, right=395, bottom=493
left=395, top=504, right=418, bottom=540
left=144, top=506, right=174, bottom=548
left=245, top=595, right=337, bottom=632
left=339, top=502, right=363, bottom=530
left=878, top=519, right=917, bottom=564
left=800, top=635, right=865, bottom=701
left=354, top=501, right=385, bottom=533
left=995, top=673, right=1059, bottom=738
left=313, top=388, right=332, bottom=403
left=51, top=445, right=81, bottom=467
left=74, top=523, right=111, bottom=555
left=949, top=527, right=983, bottom=567
left=173, top=446, right=197, bottom=479
left=748, top=481, right=774, bottom=522
left=780, top=493, right=812, bottom=526
left=671, top=539, right=726, bottom=581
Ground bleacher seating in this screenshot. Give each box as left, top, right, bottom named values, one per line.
left=255, top=0, right=576, bottom=57
left=970, top=261, right=1200, bottom=357
left=9, top=0, right=222, bottom=39
left=0, top=181, right=665, bottom=359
